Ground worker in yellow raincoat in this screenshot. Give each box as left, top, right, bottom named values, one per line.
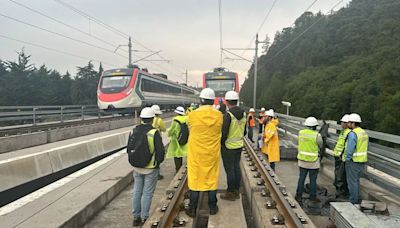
left=185, top=88, right=223, bottom=217
left=166, top=106, right=188, bottom=173
left=262, top=109, right=280, bottom=170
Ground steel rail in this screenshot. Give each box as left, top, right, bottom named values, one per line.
left=244, top=138, right=304, bottom=228
left=158, top=173, right=188, bottom=227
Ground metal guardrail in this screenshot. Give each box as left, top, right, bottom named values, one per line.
left=275, top=113, right=400, bottom=197
left=0, top=105, right=117, bottom=126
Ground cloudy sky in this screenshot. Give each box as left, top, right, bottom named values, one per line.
left=0, top=0, right=350, bottom=87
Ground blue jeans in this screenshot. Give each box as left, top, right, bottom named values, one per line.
left=296, top=167, right=319, bottom=198
left=221, top=148, right=242, bottom=192
left=189, top=190, right=217, bottom=211
left=247, top=126, right=254, bottom=142
left=345, top=160, right=364, bottom=204
left=132, top=169, right=159, bottom=219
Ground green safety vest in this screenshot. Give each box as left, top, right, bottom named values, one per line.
left=345, top=127, right=368, bottom=163
left=297, top=129, right=319, bottom=162
left=145, top=129, right=157, bottom=168
left=333, top=128, right=351, bottom=157
left=225, top=111, right=246, bottom=149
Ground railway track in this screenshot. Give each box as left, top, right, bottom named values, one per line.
left=146, top=138, right=314, bottom=228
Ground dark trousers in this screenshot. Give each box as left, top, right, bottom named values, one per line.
left=174, top=157, right=182, bottom=173
left=334, top=157, right=348, bottom=196
left=296, top=167, right=319, bottom=198
left=221, top=148, right=242, bottom=192
left=189, top=190, right=217, bottom=210
left=345, top=160, right=364, bottom=204
left=247, top=126, right=254, bottom=142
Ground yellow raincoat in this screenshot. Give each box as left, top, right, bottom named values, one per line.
left=152, top=115, right=166, bottom=133
left=187, top=105, right=223, bottom=191
left=262, top=118, right=280, bottom=163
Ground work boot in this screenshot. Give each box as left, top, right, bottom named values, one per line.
left=295, top=195, right=302, bottom=203
left=310, top=197, right=321, bottom=203
left=185, top=208, right=196, bottom=218
left=220, top=192, right=237, bottom=201
left=210, top=205, right=219, bottom=215
left=234, top=190, right=240, bottom=199
left=132, top=217, right=142, bottom=226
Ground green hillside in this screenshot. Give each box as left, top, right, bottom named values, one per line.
left=240, top=0, right=400, bottom=134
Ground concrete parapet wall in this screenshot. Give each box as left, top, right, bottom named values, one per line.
left=0, top=118, right=135, bottom=154
left=0, top=132, right=47, bottom=154
left=0, top=131, right=130, bottom=193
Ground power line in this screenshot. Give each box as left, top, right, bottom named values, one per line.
left=54, top=0, right=129, bottom=39
left=227, top=0, right=279, bottom=70
left=0, top=13, right=128, bottom=59
left=0, top=34, right=119, bottom=68
left=8, top=0, right=126, bottom=52
left=258, top=0, right=344, bottom=71
left=53, top=0, right=189, bottom=83
left=218, top=0, right=223, bottom=66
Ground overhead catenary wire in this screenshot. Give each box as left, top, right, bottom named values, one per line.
left=257, top=0, right=344, bottom=72
left=0, top=13, right=128, bottom=59
left=54, top=0, right=129, bottom=39
left=218, top=0, right=223, bottom=66
left=8, top=0, right=127, bottom=52
left=54, top=0, right=190, bottom=84
left=0, top=34, right=119, bottom=68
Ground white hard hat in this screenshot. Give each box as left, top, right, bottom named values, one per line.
left=151, top=104, right=162, bottom=115
left=140, top=107, right=155, bottom=118
left=348, top=113, right=362, bottom=123
left=174, top=106, right=185, bottom=115
left=199, top=88, right=215, bottom=100
left=304, top=116, right=318, bottom=127
left=260, top=107, right=266, bottom=112
left=265, top=110, right=275, bottom=117
left=340, top=114, right=350, bottom=123
left=249, top=108, right=255, bottom=113
left=225, top=91, right=239, bottom=100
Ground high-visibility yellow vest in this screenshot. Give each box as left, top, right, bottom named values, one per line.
left=333, top=128, right=351, bottom=157
left=351, top=127, right=368, bottom=163
left=145, top=129, right=157, bottom=168
left=225, top=111, right=246, bottom=149
left=297, top=129, right=319, bottom=162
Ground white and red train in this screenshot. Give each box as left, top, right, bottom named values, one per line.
left=97, top=67, right=199, bottom=112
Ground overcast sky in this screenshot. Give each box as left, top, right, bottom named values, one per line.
left=0, top=0, right=350, bottom=86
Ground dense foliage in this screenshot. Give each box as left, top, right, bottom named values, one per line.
left=0, top=50, right=103, bottom=106
left=240, top=0, right=400, bottom=134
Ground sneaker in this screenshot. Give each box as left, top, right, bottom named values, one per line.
left=210, top=205, right=219, bottom=215
left=220, top=192, right=237, bottom=201
left=185, top=208, right=196, bottom=218
left=132, top=217, right=142, bottom=226
left=158, top=174, right=164, bottom=180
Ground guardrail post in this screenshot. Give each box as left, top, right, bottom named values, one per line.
left=81, top=106, right=85, bottom=120
left=60, top=106, right=64, bottom=123
left=33, top=107, right=37, bottom=126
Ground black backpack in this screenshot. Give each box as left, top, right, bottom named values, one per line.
left=127, top=127, right=154, bottom=168
left=174, top=119, right=189, bottom=145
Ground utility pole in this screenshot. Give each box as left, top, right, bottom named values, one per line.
left=185, top=69, right=188, bottom=85
left=253, top=33, right=265, bottom=109
left=128, top=37, right=132, bottom=68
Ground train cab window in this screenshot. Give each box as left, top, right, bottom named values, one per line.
left=100, top=75, right=131, bottom=93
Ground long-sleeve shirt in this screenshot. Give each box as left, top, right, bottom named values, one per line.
left=345, top=131, right=357, bottom=161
